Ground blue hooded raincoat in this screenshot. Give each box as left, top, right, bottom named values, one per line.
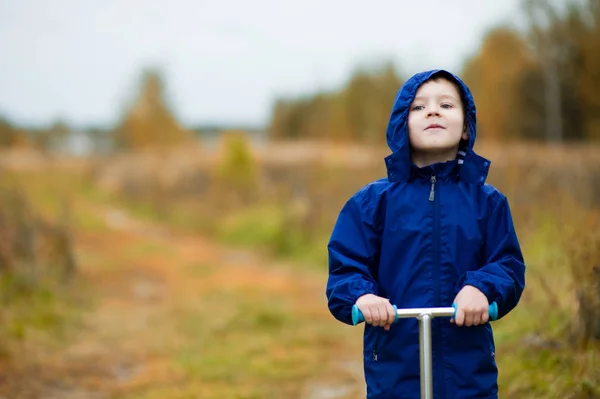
left=326, top=70, right=526, bottom=399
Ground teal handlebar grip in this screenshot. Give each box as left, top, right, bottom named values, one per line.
left=451, top=302, right=498, bottom=321
left=351, top=304, right=398, bottom=325
left=490, top=301, right=498, bottom=320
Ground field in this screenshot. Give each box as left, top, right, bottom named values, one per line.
left=0, top=139, right=598, bottom=398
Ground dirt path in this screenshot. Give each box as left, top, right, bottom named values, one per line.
left=0, top=207, right=365, bottom=399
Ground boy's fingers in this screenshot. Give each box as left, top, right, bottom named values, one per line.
left=380, top=306, right=389, bottom=327
left=370, top=306, right=381, bottom=326
left=455, top=307, right=492, bottom=327
left=387, top=303, right=396, bottom=325
left=455, top=308, right=465, bottom=326
left=379, top=306, right=387, bottom=327
left=373, top=307, right=382, bottom=327
left=465, top=312, right=474, bottom=327
left=362, top=307, right=373, bottom=324
left=481, top=311, right=489, bottom=324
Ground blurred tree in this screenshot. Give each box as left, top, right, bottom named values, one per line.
left=461, top=0, right=600, bottom=142
left=575, top=0, right=600, bottom=141
left=216, top=130, right=259, bottom=205
left=523, top=0, right=566, bottom=143
left=267, top=61, right=403, bottom=144
left=522, top=0, right=600, bottom=141
left=268, top=99, right=292, bottom=140
left=341, top=62, right=402, bottom=144
left=26, top=120, right=72, bottom=153
left=462, top=27, right=534, bottom=141
left=114, top=68, right=191, bottom=149
left=47, top=120, right=71, bottom=152
left=373, top=63, right=404, bottom=140
left=342, top=69, right=373, bottom=142
left=303, top=93, right=337, bottom=140
left=0, top=117, right=24, bottom=147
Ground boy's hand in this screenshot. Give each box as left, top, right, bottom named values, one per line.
left=355, top=294, right=397, bottom=331
left=452, top=285, right=489, bottom=327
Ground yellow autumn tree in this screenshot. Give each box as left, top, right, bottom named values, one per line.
left=0, top=117, right=23, bottom=147
left=461, top=26, right=535, bottom=142
left=115, top=68, right=191, bottom=150
left=463, top=0, right=600, bottom=143
left=576, top=0, right=600, bottom=141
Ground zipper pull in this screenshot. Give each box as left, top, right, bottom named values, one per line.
left=429, top=175, right=437, bottom=202
left=372, top=351, right=378, bottom=361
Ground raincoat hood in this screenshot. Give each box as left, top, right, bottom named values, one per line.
left=383, top=69, right=491, bottom=184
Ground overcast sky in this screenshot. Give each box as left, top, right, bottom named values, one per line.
left=0, top=0, right=528, bottom=129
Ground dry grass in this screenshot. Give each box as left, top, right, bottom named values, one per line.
left=0, top=139, right=598, bottom=398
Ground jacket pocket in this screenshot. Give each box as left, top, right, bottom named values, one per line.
left=366, top=327, right=386, bottom=363
left=485, top=323, right=497, bottom=367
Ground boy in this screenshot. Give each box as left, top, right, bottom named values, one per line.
left=326, top=69, right=526, bottom=398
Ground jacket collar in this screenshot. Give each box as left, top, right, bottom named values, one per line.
left=385, top=145, right=491, bottom=184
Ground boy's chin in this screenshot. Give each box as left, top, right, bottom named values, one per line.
left=414, top=143, right=460, bottom=154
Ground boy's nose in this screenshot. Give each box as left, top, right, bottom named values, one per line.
left=427, top=107, right=440, bottom=117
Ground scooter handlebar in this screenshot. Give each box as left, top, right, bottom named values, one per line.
left=351, top=302, right=498, bottom=326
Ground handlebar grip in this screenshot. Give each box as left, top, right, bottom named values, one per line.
left=351, top=304, right=398, bottom=325
left=451, top=302, right=498, bottom=321
left=351, top=302, right=498, bottom=326
left=489, top=302, right=499, bottom=321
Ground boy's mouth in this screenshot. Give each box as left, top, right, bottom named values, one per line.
left=426, top=123, right=445, bottom=130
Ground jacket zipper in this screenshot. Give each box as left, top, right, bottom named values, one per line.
left=431, top=173, right=446, bottom=398
left=372, top=331, right=382, bottom=361
left=429, top=175, right=437, bottom=201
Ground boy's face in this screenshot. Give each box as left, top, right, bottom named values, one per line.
left=407, top=79, right=468, bottom=161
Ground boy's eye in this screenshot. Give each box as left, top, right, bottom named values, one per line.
left=411, top=105, right=424, bottom=111
left=441, top=103, right=453, bottom=109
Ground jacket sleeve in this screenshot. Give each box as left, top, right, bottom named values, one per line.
left=326, top=190, right=381, bottom=325
left=459, top=194, right=526, bottom=319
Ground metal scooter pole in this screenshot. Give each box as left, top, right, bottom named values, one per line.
left=352, top=303, right=498, bottom=399
left=415, top=309, right=451, bottom=399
